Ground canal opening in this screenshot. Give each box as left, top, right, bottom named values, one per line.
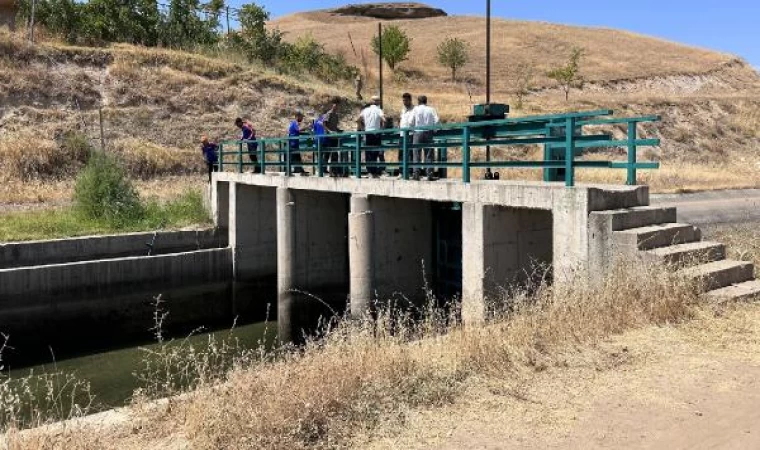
left=482, top=205, right=554, bottom=302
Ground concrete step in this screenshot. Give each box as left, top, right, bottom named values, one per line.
left=591, top=206, right=677, bottom=232
left=613, top=223, right=701, bottom=251
left=680, top=260, right=755, bottom=291
left=704, top=279, right=760, bottom=302
left=643, top=241, right=726, bottom=266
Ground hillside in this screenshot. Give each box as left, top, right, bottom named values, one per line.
left=273, top=5, right=760, bottom=191
left=0, top=31, right=355, bottom=204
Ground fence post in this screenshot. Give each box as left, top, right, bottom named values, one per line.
left=237, top=142, right=243, bottom=174
left=285, top=140, right=292, bottom=176
left=218, top=142, right=224, bottom=172
left=401, top=130, right=409, bottom=180
left=462, top=126, right=471, bottom=183
left=259, top=141, right=266, bottom=174
left=354, top=134, right=362, bottom=178
left=317, top=138, right=324, bottom=177
left=627, top=121, right=637, bottom=185
left=564, top=117, right=575, bottom=187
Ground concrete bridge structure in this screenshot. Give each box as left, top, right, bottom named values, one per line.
left=213, top=173, right=760, bottom=342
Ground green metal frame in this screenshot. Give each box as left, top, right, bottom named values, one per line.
left=217, top=109, right=661, bottom=187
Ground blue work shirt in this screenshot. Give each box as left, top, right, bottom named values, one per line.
left=201, top=142, right=218, bottom=164
left=288, top=120, right=301, bottom=150
left=241, top=124, right=258, bottom=153
left=313, top=116, right=326, bottom=146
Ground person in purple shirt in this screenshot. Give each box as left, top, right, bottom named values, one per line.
left=200, top=135, right=218, bottom=183
left=288, top=111, right=312, bottom=175
left=235, top=117, right=261, bottom=173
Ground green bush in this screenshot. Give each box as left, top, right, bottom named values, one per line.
left=73, top=151, right=145, bottom=226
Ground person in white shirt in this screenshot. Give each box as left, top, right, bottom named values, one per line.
left=397, top=92, right=415, bottom=177
left=358, top=95, right=386, bottom=177
left=409, top=95, right=440, bottom=180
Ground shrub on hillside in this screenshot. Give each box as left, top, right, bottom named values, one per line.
left=74, top=151, right=144, bottom=225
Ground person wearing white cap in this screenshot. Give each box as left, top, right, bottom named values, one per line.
left=358, top=95, right=386, bottom=177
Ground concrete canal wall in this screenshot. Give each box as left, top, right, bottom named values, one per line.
left=0, top=229, right=227, bottom=269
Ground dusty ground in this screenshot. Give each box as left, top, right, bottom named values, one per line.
left=356, top=305, right=760, bottom=450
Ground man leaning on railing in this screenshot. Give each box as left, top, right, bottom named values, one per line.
left=408, top=95, right=440, bottom=181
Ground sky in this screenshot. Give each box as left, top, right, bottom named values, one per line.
left=234, top=0, right=760, bottom=69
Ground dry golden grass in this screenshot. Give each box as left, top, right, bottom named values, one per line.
left=274, top=12, right=736, bottom=89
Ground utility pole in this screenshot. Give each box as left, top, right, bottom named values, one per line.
left=99, top=107, right=106, bottom=152
left=29, top=0, right=37, bottom=44
left=378, top=22, right=383, bottom=108
left=486, top=0, right=491, bottom=105
left=226, top=6, right=230, bottom=36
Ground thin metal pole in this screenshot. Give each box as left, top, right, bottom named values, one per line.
left=378, top=22, right=383, bottom=108
left=29, top=0, right=36, bottom=44
left=98, top=107, right=106, bottom=151
left=226, top=6, right=230, bottom=36
left=486, top=0, right=491, bottom=104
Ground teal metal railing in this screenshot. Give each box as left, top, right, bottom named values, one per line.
left=217, top=109, right=661, bottom=187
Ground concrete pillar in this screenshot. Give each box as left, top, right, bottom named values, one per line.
left=228, top=183, right=277, bottom=282
left=212, top=180, right=229, bottom=229
left=277, top=187, right=297, bottom=343
left=349, top=195, right=374, bottom=318
left=462, top=202, right=486, bottom=325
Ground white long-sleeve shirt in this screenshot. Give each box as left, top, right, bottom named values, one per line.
left=400, top=106, right=415, bottom=136
left=409, top=104, right=440, bottom=130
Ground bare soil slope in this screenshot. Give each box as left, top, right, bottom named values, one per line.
left=0, top=32, right=353, bottom=203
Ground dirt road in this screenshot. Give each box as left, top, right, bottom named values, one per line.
left=357, top=305, right=760, bottom=450
left=652, top=189, right=760, bottom=225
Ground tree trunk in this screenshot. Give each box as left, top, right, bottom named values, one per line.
left=451, top=66, right=456, bottom=82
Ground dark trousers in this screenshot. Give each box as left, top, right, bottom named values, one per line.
left=413, top=131, right=435, bottom=176
left=206, top=162, right=218, bottom=183
left=290, top=150, right=304, bottom=173
left=365, top=134, right=383, bottom=176
left=248, top=153, right=262, bottom=173
left=322, top=137, right=343, bottom=175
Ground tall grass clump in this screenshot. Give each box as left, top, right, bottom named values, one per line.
left=159, top=260, right=700, bottom=449
left=73, top=151, right=145, bottom=226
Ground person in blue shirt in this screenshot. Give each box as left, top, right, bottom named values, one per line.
left=200, top=135, right=218, bottom=183
left=235, top=117, right=261, bottom=173
left=288, top=111, right=312, bottom=175
left=313, top=114, right=328, bottom=173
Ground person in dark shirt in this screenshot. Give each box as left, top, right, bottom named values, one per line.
left=288, top=111, right=311, bottom=175
left=200, top=135, right=218, bottom=183
left=235, top=117, right=261, bottom=173
left=322, top=97, right=344, bottom=176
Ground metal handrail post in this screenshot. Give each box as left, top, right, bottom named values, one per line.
left=218, top=142, right=224, bottom=172
left=627, top=121, right=637, bottom=185
left=317, top=138, right=324, bottom=177
left=565, top=117, right=576, bottom=187
left=259, top=141, right=266, bottom=174
left=462, top=126, right=471, bottom=183
left=285, top=140, right=292, bottom=176
left=354, top=134, right=362, bottom=178
left=402, top=129, right=410, bottom=180
left=237, top=142, right=243, bottom=174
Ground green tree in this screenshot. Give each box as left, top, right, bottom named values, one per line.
left=234, top=3, right=284, bottom=65
left=437, top=37, right=469, bottom=81
left=546, top=47, right=585, bottom=101
left=161, top=0, right=220, bottom=49
left=513, top=63, right=535, bottom=109
left=371, top=24, right=411, bottom=71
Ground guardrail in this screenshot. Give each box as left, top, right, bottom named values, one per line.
left=217, top=109, right=660, bottom=187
